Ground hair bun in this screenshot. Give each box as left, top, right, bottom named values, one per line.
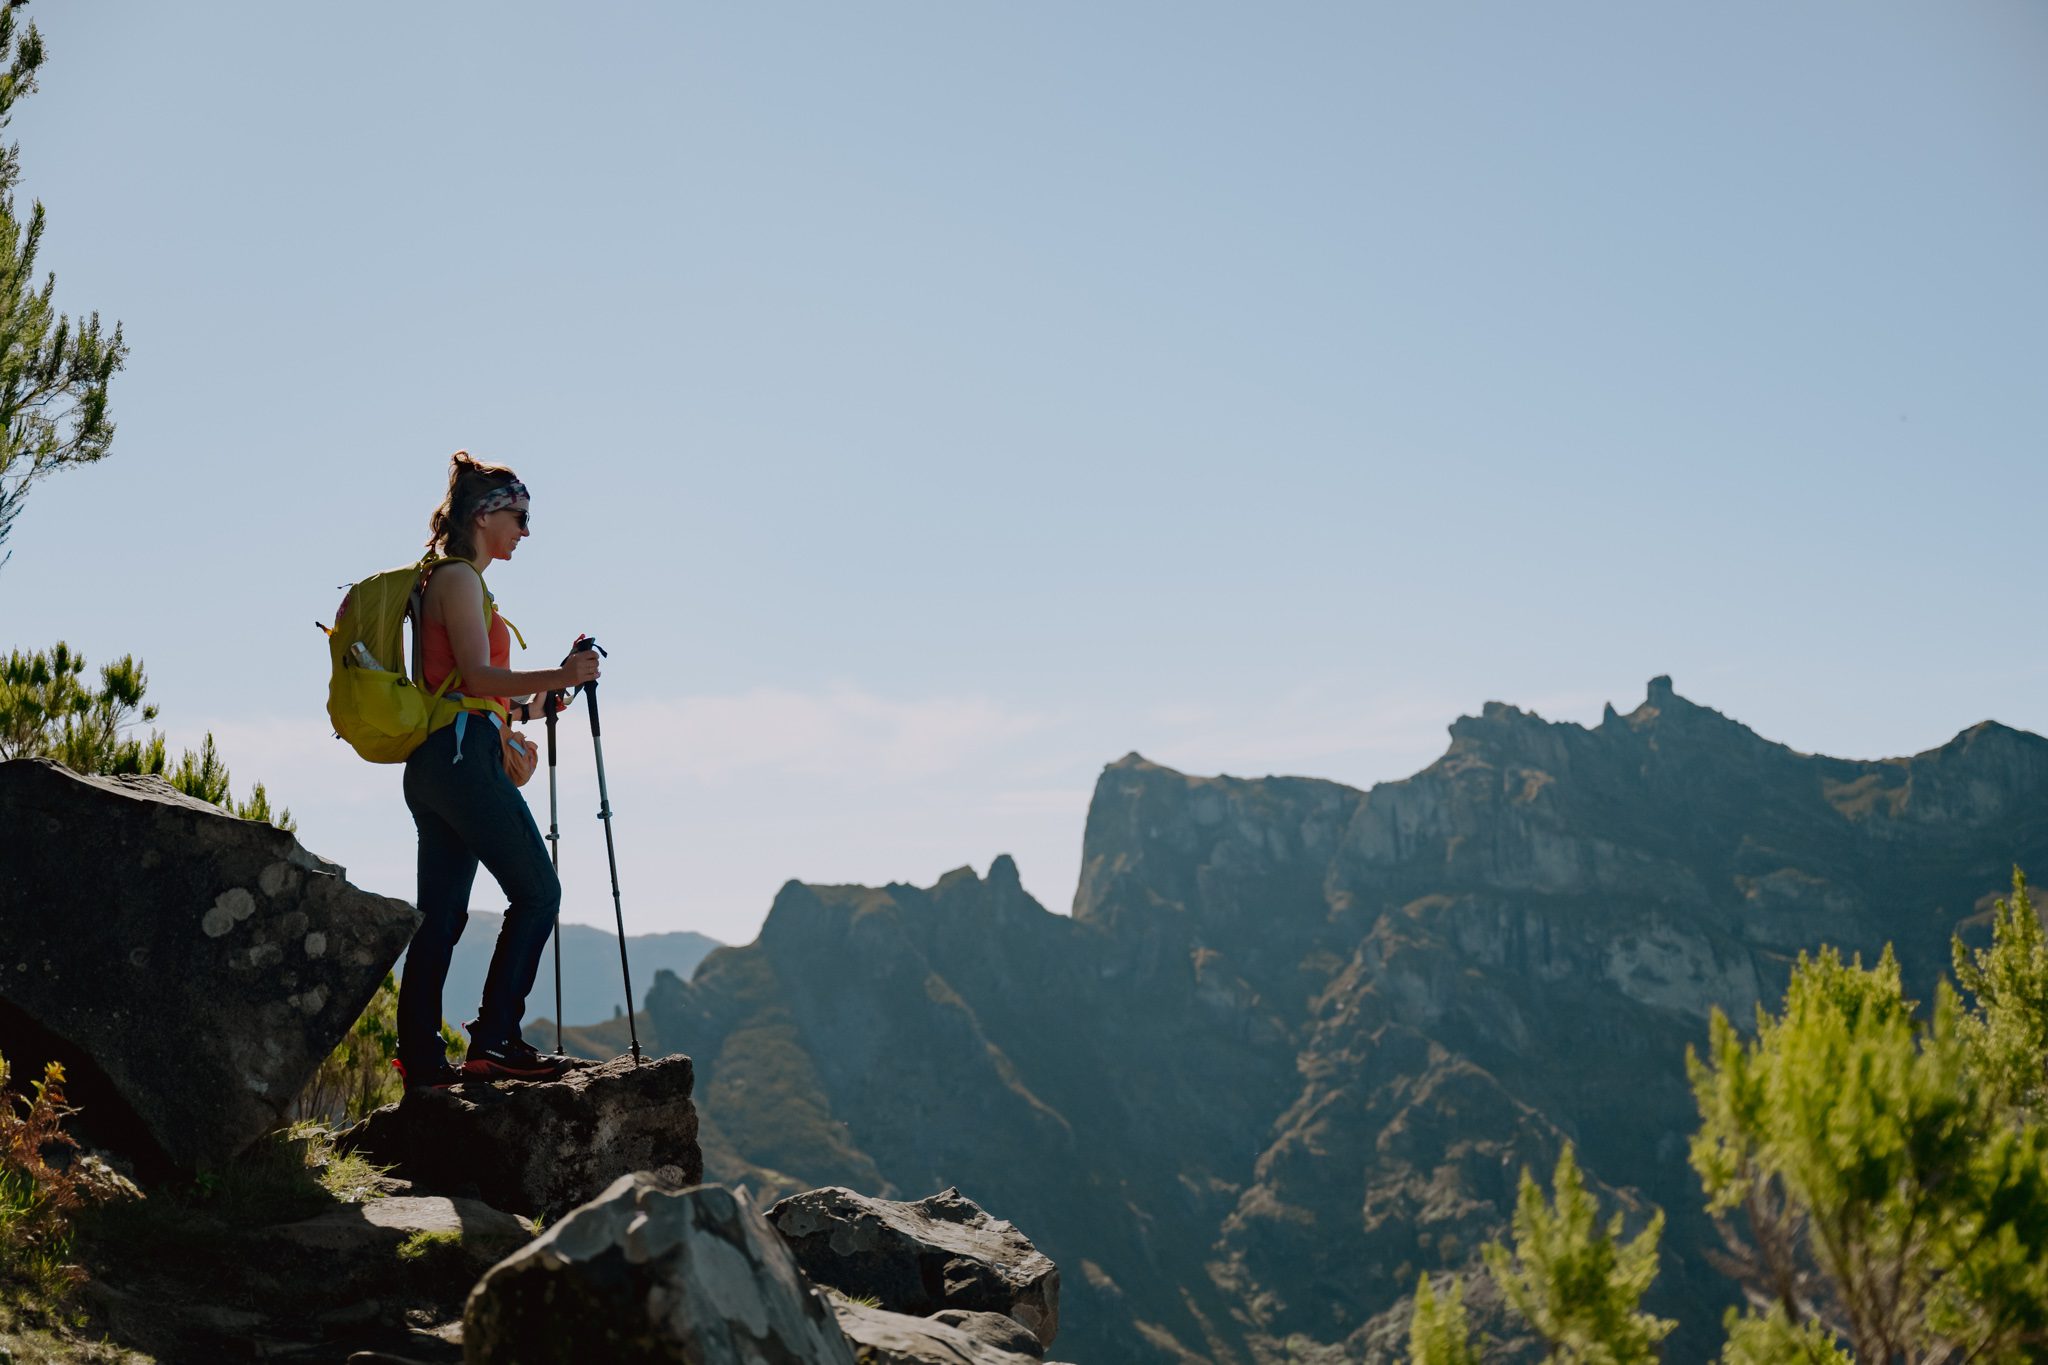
left=426, top=450, right=523, bottom=559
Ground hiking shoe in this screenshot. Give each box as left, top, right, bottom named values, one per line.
left=392, top=1056, right=463, bottom=1091
left=462, top=1035, right=574, bottom=1080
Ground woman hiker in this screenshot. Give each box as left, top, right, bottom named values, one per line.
left=393, top=452, right=603, bottom=1089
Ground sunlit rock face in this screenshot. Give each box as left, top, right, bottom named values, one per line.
left=465, top=1176, right=857, bottom=1365
left=645, top=680, right=2048, bottom=1365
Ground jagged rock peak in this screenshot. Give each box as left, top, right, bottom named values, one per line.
left=1613, top=677, right=1794, bottom=759
left=1633, top=674, right=1738, bottom=723
left=758, top=859, right=1052, bottom=954
left=759, top=879, right=832, bottom=950
left=1937, top=719, right=2031, bottom=755
left=1449, top=676, right=1758, bottom=759
left=1445, top=698, right=1571, bottom=758
left=934, top=864, right=982, bottom=893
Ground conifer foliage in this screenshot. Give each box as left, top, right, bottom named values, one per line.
left=1481, top=1145, right=1674, bottom=1365
left=0, top=6, right=126, bottom=570
left=0, top=641, right=157, bottom=771
left=1407, top=1273, right=1482, bottom=1365
left=1407, top=873, right=2048, bottom=1362
left=0, top=642, right=293, bottom=829
left=1953, top=872, right=2048, bottom=1119
left=1690, top=933, right=2048, bottom=1362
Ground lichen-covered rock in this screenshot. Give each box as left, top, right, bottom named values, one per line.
left=768, top=1187, right=1058, bottom=1351
left=0, top=759, right=419, bottom=1169
left=832, top=1301, right=1042, bottom=1364
left=464, top=1174, right=855, bottom=1365
left=340, top=1054, right=699, bottom=1220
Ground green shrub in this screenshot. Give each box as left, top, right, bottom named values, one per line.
left=0, top=1053, right=132, bottom=1306
left=1480, top=1143, right=1673, bottom=1365
left=1953, top=870, right=2048, bottom=1119
left=1407, top=1272, right=1480, bottom=1365
left=1691, top=941, right=2048, bottom=1361
left=292, top=976, right=466, bottom=1126
left=292, top=974, right=403, bottom=1126
left=1413, top=869, right=2048, bottom=1362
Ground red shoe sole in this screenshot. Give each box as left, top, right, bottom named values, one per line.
left=461, top=1057, right=568, bottom=1080
left=393, top=1059, right=461, bottom=1089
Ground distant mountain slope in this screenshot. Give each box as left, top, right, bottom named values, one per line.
left=636, top=679, right=2048, bottom=1363
left=547, top=1009, right=657, bottom=1063
left=407, top=914, right=719, bottom=1031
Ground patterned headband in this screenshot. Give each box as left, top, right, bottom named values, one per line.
left=472, top=481, right=530, bottom=519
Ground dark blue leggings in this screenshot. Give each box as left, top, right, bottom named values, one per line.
left=397, top=715, right=559, bottom=1064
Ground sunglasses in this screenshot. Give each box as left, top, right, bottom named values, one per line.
left=503, top=509, right=529, bottom=530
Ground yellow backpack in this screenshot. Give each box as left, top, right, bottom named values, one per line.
left=321, top=556, right=523, bottom=763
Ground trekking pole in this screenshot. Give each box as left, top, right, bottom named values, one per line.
left=575, top=636, right=641, bottom=1066
left=545, top=688, right=564, bottom=1056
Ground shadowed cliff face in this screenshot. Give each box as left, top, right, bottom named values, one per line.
left=645, top=680, right=2048, bottom=1364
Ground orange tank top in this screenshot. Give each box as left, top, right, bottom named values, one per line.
left=421, top=578, right=512, bottom=714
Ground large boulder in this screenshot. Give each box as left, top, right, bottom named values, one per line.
left=0, top=759, right=419, bottom=1169
left=341, top=1054, right=700, bottom=1220
left=833, top=1302, right=1048, bottom=1364
left=768, top=1187, right=1059, bottom=1352
left=464, top=1173, right=856, bottom=1365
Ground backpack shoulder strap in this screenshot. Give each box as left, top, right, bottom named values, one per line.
left=410, top=557, right=523, bottom=685
left=428, top=557, right=524, bottom=648
left=409, top=556, right=482, bottom=687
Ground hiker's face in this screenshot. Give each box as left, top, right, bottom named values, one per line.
left=476, top=504, right=530, bottom=561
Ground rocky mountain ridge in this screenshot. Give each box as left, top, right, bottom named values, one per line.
left=639, top=678, right=2048, bottom=1363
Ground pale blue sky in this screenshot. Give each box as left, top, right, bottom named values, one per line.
left=5, top=3, right=2044, bottom=944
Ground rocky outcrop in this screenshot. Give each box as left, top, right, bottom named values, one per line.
left=0, top=758, right=419, bottom=1169
left=930, top=1310, right=1053, bottom=1360
left=82, top=1172, right=506, bottom=1363
left=769, top=1186, right=1059, bottom=1351
left=648, top=680, right=2048, bottom=1364
left=464, top=1173, right=856, bottom=1365
left=250, top=1194, right=533, bottom=1355
left=340, top=1055, right=700, bottom=1220
left=262, top=1194, right=531, bottom=1275
left=831, top=1300, right=1046, bottom=1364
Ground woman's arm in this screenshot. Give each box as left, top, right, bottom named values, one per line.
left=429, top=567, right=598, bottom=698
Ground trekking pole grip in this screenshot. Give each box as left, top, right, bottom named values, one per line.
left=573, top=636, right=604, bottom=738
